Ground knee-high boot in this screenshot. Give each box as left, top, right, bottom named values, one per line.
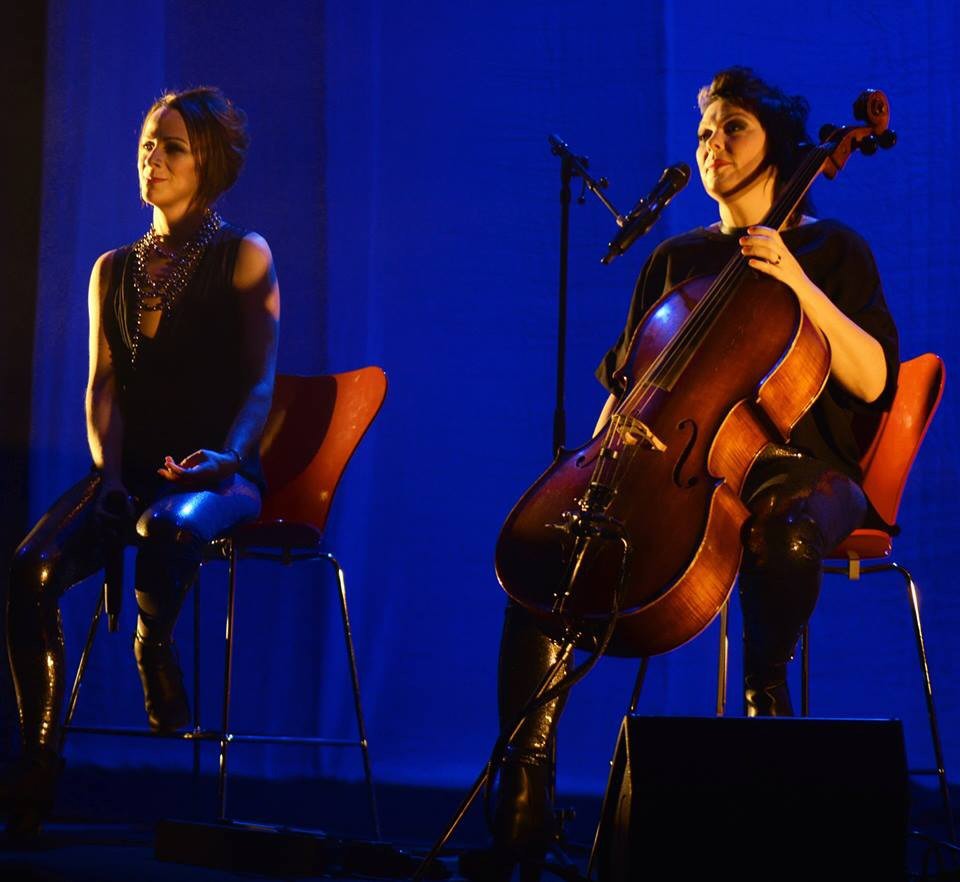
left=739, top=512, right=826, bottom=717
left=493, top=603, right=571, bottom=854
left=5, top=558, right=70, bottom=838
left=132, top=532, right=203, bottom=733
left=461, top=604, right=571, bottom=881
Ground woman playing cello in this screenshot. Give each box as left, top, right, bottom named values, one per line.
left=484, top=66, right=899, bottom=876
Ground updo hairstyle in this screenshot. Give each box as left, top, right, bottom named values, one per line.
left=143, top=86, right=249, bottom=208
left=698, top=67, right=814, bottom=212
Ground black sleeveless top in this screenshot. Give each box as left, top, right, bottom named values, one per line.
left=102, top=223, right=265, bottom=497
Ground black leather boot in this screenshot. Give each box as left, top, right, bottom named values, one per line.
left=4, top=747, right=64, bottom=841
left=133, top=631, right=190, bottom=733
left=493, top=749, right=555, bottom=847
left=739, top=456, right=867, bottom=719
left=461, top=751, right=556, bottom=882
left=461, top=605, right=568, bottom=881
left=739, top=498, right=827, bottom=718
left=744, top=662, right=794, bottom=717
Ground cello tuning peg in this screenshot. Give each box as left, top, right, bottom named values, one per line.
left=878, top=130, right=897, bottom=149
left=818, top=123, right=838, bottom=143
left=858, top=135, right=878, bottom=156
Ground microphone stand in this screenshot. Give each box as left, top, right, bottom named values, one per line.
left=410, top=140, right=668, bottom=880
left=411, top=498, right=634, bottom=882
left=547, top=135, right=623, bottom=458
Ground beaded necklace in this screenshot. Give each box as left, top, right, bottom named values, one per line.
left=130, top=209, right=222, bottom=364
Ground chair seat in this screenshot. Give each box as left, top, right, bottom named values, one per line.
left=826, top=528, right=893, bottom=561
left=231, top=518, right=324, bottom=550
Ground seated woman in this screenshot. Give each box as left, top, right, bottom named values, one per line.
left=486, top=67, right=899, bottom=876
left=6, top=86, right=280, bottom=838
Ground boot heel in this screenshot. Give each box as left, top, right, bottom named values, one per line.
left=5, top=748, right=64, bottom=840
left=133, top=633, right=190, bottom=733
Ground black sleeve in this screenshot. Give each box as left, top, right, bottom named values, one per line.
left=595, top=245, right=671, bottom=393
left=815, top=225, right=899, bottom=413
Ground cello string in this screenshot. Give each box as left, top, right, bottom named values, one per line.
left=586, top=140, right=832, bottom=497
left=561, top=130, right=868, bottom=604
left=615, top=142, right=829, bottom=413
left=586, top=142, right=829, bottom=495
left=639, top=143, right=828, bottom=390
left=652, top=140, right=827, bottom=381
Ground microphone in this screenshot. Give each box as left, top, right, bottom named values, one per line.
left=601, top=163, right=691, bottom=264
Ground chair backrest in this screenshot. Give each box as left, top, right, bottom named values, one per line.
left=858, top=353, right=944, bottom=528
left=256, top=367, right=387, bottom=531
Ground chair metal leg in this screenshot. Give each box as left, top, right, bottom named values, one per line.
left=59, top=592, right=106, bottom=753
left=324, top=553, right=382, bottom=840
left=716, top=601, right=729, bottom=717
left=892, top=561, right=956, bottom=842
left=193, top=581, right=202, bottom=783
left=589, top=650, right=645, bottom=879
left=218, top=540, right=239, bottom=821
left=800, top=623, right=809, bottom=717
left=628, top=657, right=650, bottom=715
left=586, top=654, right=653, bottom=879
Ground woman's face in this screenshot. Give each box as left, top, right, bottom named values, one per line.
left=138, top=107, right=201, bottom=213
left=696, top=98, right=772, bottom=204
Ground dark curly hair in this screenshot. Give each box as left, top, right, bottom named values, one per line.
left=143, top=86, right=249, bottom=209
left=697, top=67, right=814, bottom=217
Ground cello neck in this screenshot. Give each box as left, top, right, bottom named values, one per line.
left=633, top=90, right=893, bottom=394
left=759, top=142, right=833, bottom=232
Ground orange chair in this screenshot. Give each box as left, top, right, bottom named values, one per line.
left=713, top=354, right=952, bottom=837
left=62, top=367, right=387, bottom=836
left=818, top=354, right=951, bottom=838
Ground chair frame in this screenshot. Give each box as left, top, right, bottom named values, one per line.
left=619, top=355, right=952, bottom=839
left=60, top=368, right=386, bottom=838
left=713, top=559, right=954, bottom=840
left=711, top=353, right=954, bottom=840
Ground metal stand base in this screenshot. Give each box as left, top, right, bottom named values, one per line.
left=412, top=635, right=579, bottom=881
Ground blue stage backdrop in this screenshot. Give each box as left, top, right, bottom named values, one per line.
left=25, top=0, right=960, bottom=801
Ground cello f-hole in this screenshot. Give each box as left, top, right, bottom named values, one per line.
left=672, top=418, right=699, bottom=489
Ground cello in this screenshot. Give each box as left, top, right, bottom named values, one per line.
left=495, top=90, right=896, bottom=657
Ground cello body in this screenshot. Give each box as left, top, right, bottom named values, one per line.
left=495, top=88, right=892, bottom=658
left=495, top=273, right=831, bottom=657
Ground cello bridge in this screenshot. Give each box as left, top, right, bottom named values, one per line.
left=611, top=413, right=667, bottom=451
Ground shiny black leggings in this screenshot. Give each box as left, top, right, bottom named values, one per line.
left=6, top=471, right=261, bottom=754
left=498, top=451, right=867, bottom=751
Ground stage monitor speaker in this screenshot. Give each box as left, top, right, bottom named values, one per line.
left=593, top=715, right=908, bottom=881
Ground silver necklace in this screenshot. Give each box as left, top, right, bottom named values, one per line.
left=130, top=210, right=222, bottom=363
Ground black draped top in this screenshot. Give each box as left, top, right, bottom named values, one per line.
left=596, top=219, right=900, bottom=486
left=102, top=223, right=265, bottom=496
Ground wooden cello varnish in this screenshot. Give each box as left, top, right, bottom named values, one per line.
left=495, top=91, right=894, bottom=657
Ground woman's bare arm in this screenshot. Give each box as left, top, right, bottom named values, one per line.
left=741, top=226, right=887, bottom=403
left=85, top=251, right=126, bottom=491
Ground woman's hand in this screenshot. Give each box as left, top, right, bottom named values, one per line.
left=157, top=449, right=239, bottom=489
left=739, top=224, right=888, bottom=403
left=739, top=226, right=810, bottom=296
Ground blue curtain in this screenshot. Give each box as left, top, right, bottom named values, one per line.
left=28, top=0, right=960, bottom=797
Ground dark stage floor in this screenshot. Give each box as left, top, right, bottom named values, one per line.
left=1, top=766, right=959, bottom=880
left=0, top=766, right=600, bottom=882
